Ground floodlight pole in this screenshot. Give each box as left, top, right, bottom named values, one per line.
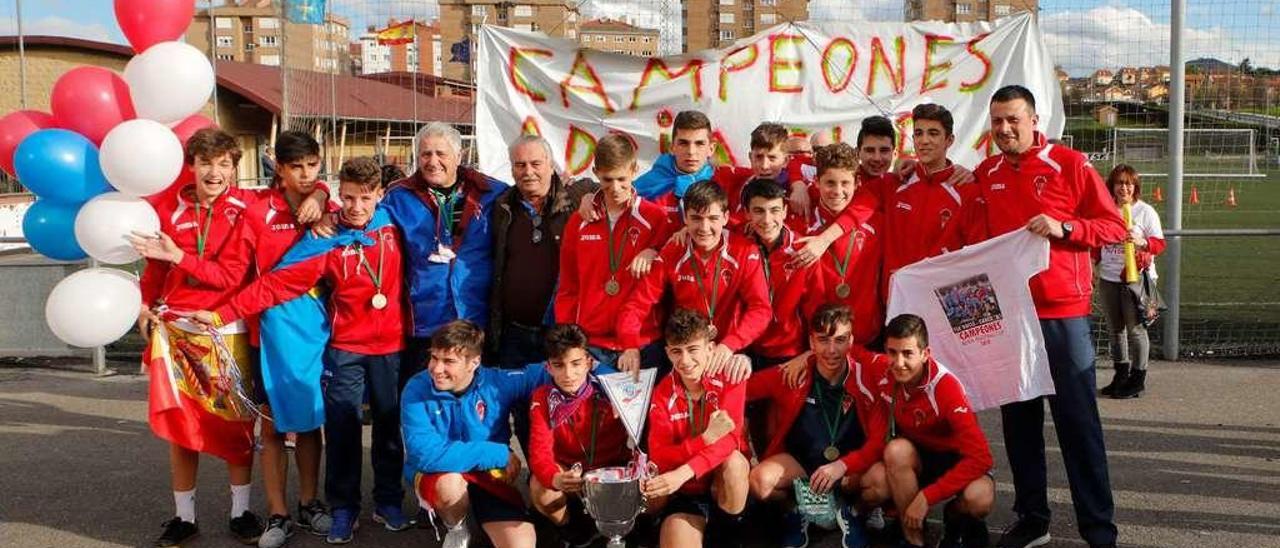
left=1164, top=0, right=1186, bottom=360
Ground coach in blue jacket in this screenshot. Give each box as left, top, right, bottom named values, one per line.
left=383, top=122, right=508, bottom=384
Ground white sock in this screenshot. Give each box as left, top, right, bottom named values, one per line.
left=230, top=483, right=251, bottom=518
left=174, top=489, right=196, bottom=523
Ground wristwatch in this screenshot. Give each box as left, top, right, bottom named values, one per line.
left=1061, top=221, right=1075, bottom=240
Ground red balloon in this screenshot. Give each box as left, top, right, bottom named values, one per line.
left=50, top=67, right=136, bottom=145
left=0, top=110, right=56, bottom=177
left=171, top=114, right=217, bottom=146
left=115, top=0, right=196, bottom=53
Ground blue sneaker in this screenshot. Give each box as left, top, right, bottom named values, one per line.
left=835, top=502, right=870, bottom=548
left=372, top=505, right=413, bottom=532
left=781, top=508, right=810, bottom=548
left=325, top=507, right=357, bottom=545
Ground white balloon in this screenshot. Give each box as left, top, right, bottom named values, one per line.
left=74, top=192, right=161, bottom=264
left=125, top=41, right=215, bottom=124
left=46, top=268, right=141, bottom=348
left=99, top=119, right=184, bottom=197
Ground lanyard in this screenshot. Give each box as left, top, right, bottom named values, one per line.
left=754, top=232, right=784, bottom=304
left=568, top=398, right=601, bottom=468
left=354, top=232, right=385, bottom=292
left=828, top=230, right=858, bottom=280
left=690, top=249, right=725, bottom=324
left=429, top=186, right=464, bottom=248
left=812, top=366, right=851, bottom=445
left=193, top=201, right=215, bottom=258
left=683, top=386, right=708, bottom=435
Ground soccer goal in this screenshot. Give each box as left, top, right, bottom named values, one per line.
left=1111, top=128, right=1262, bottom=178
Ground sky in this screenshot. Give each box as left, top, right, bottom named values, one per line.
left=1, top=0, right=1276, bottom=76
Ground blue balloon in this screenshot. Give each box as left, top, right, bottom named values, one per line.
left=13, top=128, right=111, bottom=205
left=22, top=199, right=87, bottom=261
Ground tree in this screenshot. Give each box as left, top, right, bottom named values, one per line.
left=1240, top=57, right=1254, bottom=75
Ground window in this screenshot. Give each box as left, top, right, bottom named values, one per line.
left=566, top=29, right=576, bottom=39
left=643, top=36, right=652, bottom=43
left=216, top=36, right=234, bottom=48
left=215, top=17, right=233, bottom=29
left=514, top=23, right=534, bottom=31
left=215, top=53, right=234, bottom=61
left=719, top=29, right=735, bottom=41
left=514, top=5, right=533, bottom=17
left=259, top=35, right=279, bottom=47
left=760, top=13, right=776, bottom=24
left=720, top=0, right=734, bottom=4
left=614, top=35, right=623, bottom=42
left=628, top=36, right=637, bottom=42
left=760, top=0, right=777, bottom=5
left=257, top=17, right=279, bottom=29
left=719, top=13, right=735, bottom=24
left=955, top=3, right=971, bottom=14
left=994, top=4, right=1011, bottom=15
left=260, top=54, right=280, bottom=66
left=471, top=5, right=486, bottom=17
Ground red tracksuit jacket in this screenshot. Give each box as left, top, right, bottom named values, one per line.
left=881, top=162, right=981, bottom=292
left=745, top=224, right=824, bottom=360
left=957, top=133, right=1127, bottom=318
left=617, top=233, right=771, bottom=352
left=556, top=194, right=673, bottom=351
left=808, top=206, right=884, bottom=344
left=873, top=356, right=993, bottom=505
left=141, top=186, right=259, bottom=312
left=647, top=371, right=747, bottom=494
left=526, top=384, right=632, bottom=490
left=174, top=187, right=331, bottom=344
left=212, top=223, right=406, bottom=356
left=746, top=350, right=889, bottom=475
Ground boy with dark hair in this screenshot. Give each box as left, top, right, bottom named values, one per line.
left=557, top=134, right=672, bottom=366
left=717, top=122, right=805, bottom=230
left=879, top=314, right=994, bottom=548
left=806, top=143, right=884, bottom=344
left=740, top=178, right=821, bottom=367
left=133, top=130, right=336, bottom=548
left=527, top=324, right=633, bottom=547
left=642, top=309, right=751, bottom=548
left=191, top=156, right=412, bottom=543
left=747, top=304, right=893, bottom=548
left=633, top=110, right=716, bottom=223
left=616, top=181, right=771, bottom=375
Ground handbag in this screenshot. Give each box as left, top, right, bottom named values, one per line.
left=1127, top=269, right=1166, bottom=327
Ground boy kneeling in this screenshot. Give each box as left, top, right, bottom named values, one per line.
left=642, top=309, right=751, bottom=547
left=527, top=324, right=632, bottom=547
left=881, top=314, right=994, bottom=548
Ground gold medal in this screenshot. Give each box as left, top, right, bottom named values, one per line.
left=371, top=292, right=388, bottom=310
left=835, top=282, right=851, bottom=299
left=707, top=324, right=719, bottom=340
left=605, top=277, right=621, bottom=296
left=823, top=445, right=840, bottom=462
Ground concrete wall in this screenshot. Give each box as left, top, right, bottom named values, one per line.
left=0, top=254, right=87, bottom=357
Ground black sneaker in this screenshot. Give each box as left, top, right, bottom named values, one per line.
left=997, top=517, right=1050, bottom=548
left=940, top=515, right=990, bottom=548
left=258, top=514, right=294, bottom=548
left=297, top=500, right=333, bottom=536
left=230, top=511, right=265, bottom=545
left=154, top=517, right=199, bottom=547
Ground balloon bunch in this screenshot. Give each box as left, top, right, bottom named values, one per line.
left=0, top=0, right=215, bottom=347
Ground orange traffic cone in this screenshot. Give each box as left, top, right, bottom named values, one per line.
left=1152, top=186, right=1164, bottom=203
left=1189, top=186, right=1200, bottom=205
left=1226, top=186, right=1238, bottom=207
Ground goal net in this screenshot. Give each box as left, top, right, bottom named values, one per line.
left=1111, top=128, right=1261, bottom=178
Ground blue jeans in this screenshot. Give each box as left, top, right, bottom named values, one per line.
left=321, top=348, right=404, bottom=511
left=1001, top=317, right=1117, bottom=544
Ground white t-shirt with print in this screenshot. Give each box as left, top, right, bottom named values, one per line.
left=887, top=229, right=1053, bottom=410
left=1098, top=199, right=1163, bottom=283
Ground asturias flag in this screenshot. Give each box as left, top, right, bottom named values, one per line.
left=376, top=20, right=415, bottom=45
left=286, top=0, right=326, bottom=24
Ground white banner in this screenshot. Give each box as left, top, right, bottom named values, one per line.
left=475, top=13, right=1063, bottom=182
left=597, top=369, right=658, bottom=447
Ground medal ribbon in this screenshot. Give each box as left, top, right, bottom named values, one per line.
left=606, top=215, right=626, bottom=278
left=568, top=398, right=602, bottom=468
left=194, top=201, right=215, bottom=258
left=813, top=364, right=852, bottom=448
left=690, top=248, right=725, bottom=325
left=828, top=231, right=858, bottom=281
left=355, top=232, right=385, bottom=294
left=684, top=387, right=708, bottom=435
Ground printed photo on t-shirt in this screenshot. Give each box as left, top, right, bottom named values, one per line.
left=933, top=273, right=1003, bottom=334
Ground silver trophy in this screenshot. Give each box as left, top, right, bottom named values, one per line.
left=582, top=463, right=646, bottom=548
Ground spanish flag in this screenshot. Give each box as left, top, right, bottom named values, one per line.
left=376, top=20, right=415, bottom=45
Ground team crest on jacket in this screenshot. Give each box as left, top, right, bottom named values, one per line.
left=1033, top=175, right=1049, bottom=196
left=912, top=408, right=928, bottom=427
left=225, top=209, right=241, bottom=223
left=475, top=399, right=487, bottom=421
left=939, top=208, right=953, bottom=228
left=628, top=226, right=641, bottom=245
left=853, top=230, right=867, bottom=251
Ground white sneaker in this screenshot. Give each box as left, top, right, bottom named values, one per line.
left=865, top=507, right=886, bottom=531
left=442, top=519, right=471, bottom=548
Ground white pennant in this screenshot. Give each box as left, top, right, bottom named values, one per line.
left=597, top=369, right=658, bottom=447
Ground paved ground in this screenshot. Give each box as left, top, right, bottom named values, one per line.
left=1, top=360, right=1278, bottom=548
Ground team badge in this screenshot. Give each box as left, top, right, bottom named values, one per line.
left=939, top=208, right=953, bottom=228
left=475, top=400, right=487, bottom=421
left=1034, top=175, right=1049, bottom=196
